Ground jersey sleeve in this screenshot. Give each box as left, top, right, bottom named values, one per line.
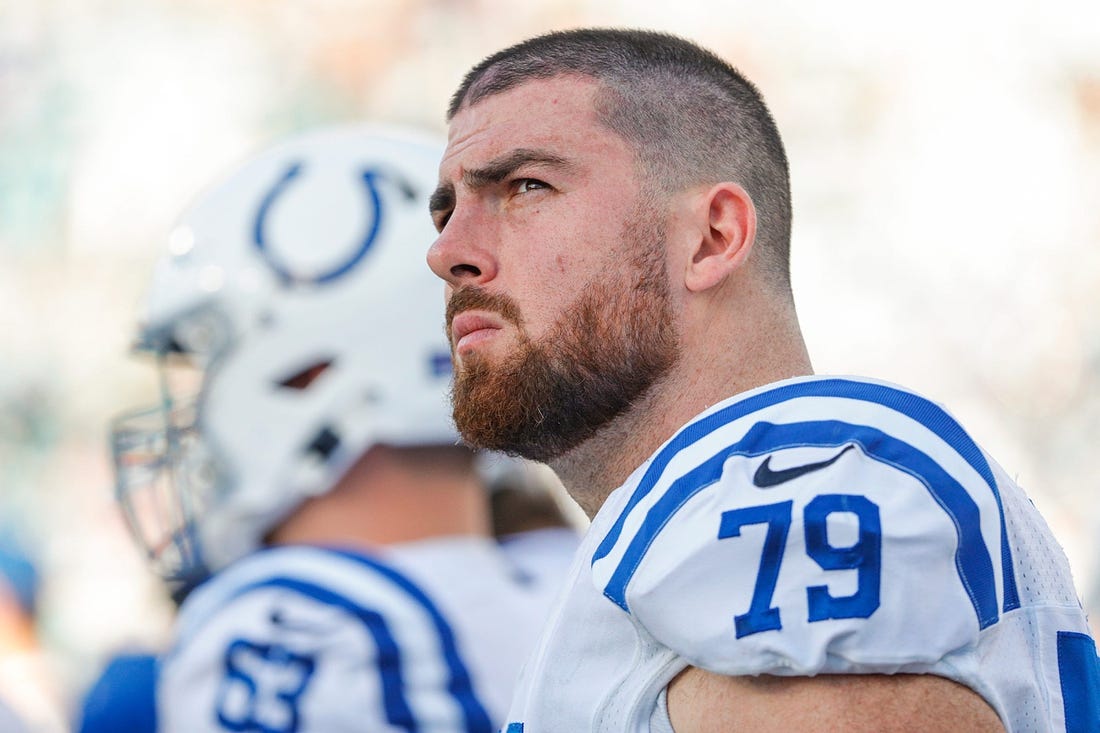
left=158, top=547, right=494, bottom=732
left=590, top=422, right=1012, bottom=678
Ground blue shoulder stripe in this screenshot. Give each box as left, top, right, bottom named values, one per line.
left=594, top=378, right=1018, bottom=616
left=235, top=577, right=417, bottom=730
left=328, top=550, right=494, bottom=733
left=604, top=420, right=1002, bottom=628
left=228, top=553, right=493, bottom=733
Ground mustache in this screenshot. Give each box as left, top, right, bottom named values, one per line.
left=446, top=286, right=524, bottom=330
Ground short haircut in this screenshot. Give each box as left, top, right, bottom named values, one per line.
left=449, top=28, right=793, bottom=289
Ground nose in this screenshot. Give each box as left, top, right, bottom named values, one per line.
left=426, top=212, right=497, bottom=287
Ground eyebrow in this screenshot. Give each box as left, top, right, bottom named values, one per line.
left=429, top=148, right=575, bottom=216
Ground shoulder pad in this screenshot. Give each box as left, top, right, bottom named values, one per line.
left=591, top=378, right=1015, bottom=675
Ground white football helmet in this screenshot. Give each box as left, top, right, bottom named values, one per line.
left=110, top=124, right=455, bottom=596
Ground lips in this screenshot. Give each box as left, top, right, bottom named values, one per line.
left=450, top=311, right=504, bottom=353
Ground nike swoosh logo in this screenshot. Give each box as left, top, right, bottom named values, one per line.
left=752, top=445, right=854, bottom=488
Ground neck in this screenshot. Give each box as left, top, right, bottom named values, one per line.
left=267, top=445, right=490, bottom=548
left=552, top=290, right=812, bottom=519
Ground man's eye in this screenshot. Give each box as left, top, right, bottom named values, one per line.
left=515, top=178, right=547, bottom=194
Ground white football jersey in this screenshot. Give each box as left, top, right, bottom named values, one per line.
left=159, top=536, right=560, bottom=732
left=497, top=528, right=581, bottom=599
left=502, top=375, right=1099, bottom=733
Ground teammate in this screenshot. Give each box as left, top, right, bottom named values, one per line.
left=427, top=28, right=1100, bottom=732
left=110, top=124, right=564, bottom=731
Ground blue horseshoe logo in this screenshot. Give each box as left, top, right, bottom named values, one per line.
left=252, top=162, right=415, bottom=286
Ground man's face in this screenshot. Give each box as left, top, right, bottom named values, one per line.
left=428, top=76, right=679, bottom=460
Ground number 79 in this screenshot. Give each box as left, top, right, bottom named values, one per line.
left=718, top=495, right=882, bottom=639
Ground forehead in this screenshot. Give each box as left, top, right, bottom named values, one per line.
left=441, top=75, right=634, bottom=180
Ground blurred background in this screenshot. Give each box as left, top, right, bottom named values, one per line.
left=1, top=0, right=1098, bottom=727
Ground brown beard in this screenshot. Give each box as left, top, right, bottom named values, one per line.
left=447, top=206, right=678, bottom=462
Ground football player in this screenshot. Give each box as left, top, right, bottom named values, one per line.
left=111, top=124, right=565, bottom=732
left=428, top=28, right=1100, bottom=732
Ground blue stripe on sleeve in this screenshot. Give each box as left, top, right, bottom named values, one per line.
left=234, top=577, right=418, bottom=731
left=593, top=378, right=1017, bottom=614
left=329, top=550, right=495, bottom=733
left=603, top=419, right=1001, bottom=628
left=1057, top=631, right=1100, bottom=733
left=231, top=556, right=493, bottom=733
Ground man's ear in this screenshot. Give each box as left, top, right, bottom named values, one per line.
left=684, top=183, right=756, bottom=293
